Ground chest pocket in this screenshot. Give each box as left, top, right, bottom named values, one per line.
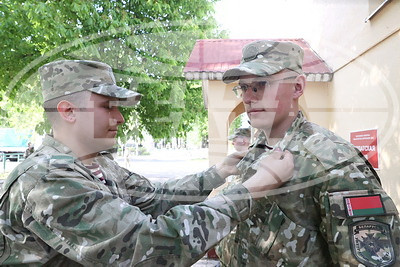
left=255, top=202, right=326, bottom=264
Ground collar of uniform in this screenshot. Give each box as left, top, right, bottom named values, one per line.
left=251, top=131, right=268, bottom=149
left=41, top=134, right=76, bottom=157
left=289, top=111, right=306, bottom=133
left=275, top=111, right=306, bottom=151
left=252, top=111, right=306, bottom=151
left=236, top=112, right=306, bottom=179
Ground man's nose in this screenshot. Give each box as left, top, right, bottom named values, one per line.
left=242, top=89, right=257, bottom=104
left=111, top=109, right=125, bottom=125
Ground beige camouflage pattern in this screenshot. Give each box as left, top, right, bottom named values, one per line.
left=217, top=112, right=400, bottom=266
left=229, top=128, right=251, bottom=140
left=223, top=40, right=304, bottom=84
left=39, top=60, right=142, bottom=106
left=0, top=135, right=254, bottom=266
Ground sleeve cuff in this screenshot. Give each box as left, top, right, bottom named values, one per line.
left=203, top=165, right=226, bottom=190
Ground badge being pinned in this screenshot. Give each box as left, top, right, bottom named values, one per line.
left=344, top=194, right=385, bottom=217
left=350, top=221, right=395, bottom=266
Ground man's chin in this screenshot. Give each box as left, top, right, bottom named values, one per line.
left=249, top=120, right=272, bottom=131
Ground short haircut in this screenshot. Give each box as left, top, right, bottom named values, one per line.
left=43, top=91, right=91, bottom=127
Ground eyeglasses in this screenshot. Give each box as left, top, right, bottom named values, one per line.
left=232, top=76, right=297, bottom=98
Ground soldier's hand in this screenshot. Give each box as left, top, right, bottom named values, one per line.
left=215, top=150, right=248, bottom=179
left=243, top=150, right=294, bottom=199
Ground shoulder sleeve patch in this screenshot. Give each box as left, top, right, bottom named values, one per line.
left=328, top=190, right=398, bottom=219
left=344, top=194, right=384, bottom=217
left=350, top=220, right=396, bottom=266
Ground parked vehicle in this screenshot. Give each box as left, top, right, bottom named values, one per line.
left=0, top=128, right=31, bottom=162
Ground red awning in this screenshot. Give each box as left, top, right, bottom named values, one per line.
left=184, top=38, right=333, bottom=82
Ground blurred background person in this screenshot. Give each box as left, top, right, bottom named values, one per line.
left=229, top=127, right=251, bottom=152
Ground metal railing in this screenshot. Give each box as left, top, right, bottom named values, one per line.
left=1, top=152, right=25, bottom=173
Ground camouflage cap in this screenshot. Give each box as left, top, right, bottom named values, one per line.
left=223, top=40, right=304, bottom=84
left=39, top=60, right=142, bottom=106
left=229, top=128, right=251, bottom=140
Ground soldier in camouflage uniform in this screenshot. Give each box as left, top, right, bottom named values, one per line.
left=229, top=128, right=251, bottom=152
left=0, top=60, right=294, bottom=266
left=216, top=40, right=400, bottom=266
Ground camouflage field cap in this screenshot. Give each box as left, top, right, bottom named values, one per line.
left=229, top=128, right=251, bottom=140
left=223, top=40, right=304, bottom=83
left=39, top=60, right=142, bottom=106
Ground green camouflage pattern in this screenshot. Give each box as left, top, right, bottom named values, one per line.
left=39, top=60, right=142, bottom=106
left=0, top=135, right=254, bottom=266
left=223, top=40, right=304, bottom=84
left=217, top=112, right=400, bottom=266
left=229, top=128, right=251, bottom=140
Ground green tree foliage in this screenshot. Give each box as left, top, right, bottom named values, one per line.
left=0, top=0, right=225, bottom=141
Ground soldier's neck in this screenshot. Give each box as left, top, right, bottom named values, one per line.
left=53, top=130, right=97, bottom=165
left=263, top=113, right=297, bottom=146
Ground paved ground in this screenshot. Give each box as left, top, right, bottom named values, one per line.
left=0, top=148, right=220, bottom=266
left=118, top=148, right=209, bottom=182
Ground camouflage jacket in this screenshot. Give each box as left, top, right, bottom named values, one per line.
left=217, top=112, right=400, bottom=267
left=0, top=135, right=253, bottom=266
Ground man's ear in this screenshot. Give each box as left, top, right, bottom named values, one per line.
left=57, top=100, right=76, bottom=123
left=293, top=74, right=306, bottom=99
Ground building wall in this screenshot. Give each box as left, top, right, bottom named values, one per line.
left=206, top=80, right=241, bottom=166
left=324, top=32, right=400, bottom=207
left=299, top=81, right=331, bottom=128
left=307, top=0, right=400, bottom=207
left=307, top=0, right=400, bottom=72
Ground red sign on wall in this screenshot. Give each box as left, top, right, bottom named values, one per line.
left=350, top=129, right=378, bottom=169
